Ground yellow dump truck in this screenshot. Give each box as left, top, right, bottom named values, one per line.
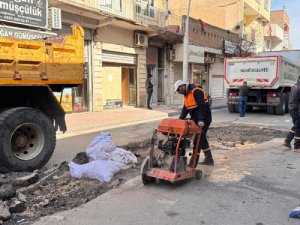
left=0, top=24, right=84, bottom=172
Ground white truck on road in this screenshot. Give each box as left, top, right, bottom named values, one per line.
left=225, top=51, right=300, bottom=115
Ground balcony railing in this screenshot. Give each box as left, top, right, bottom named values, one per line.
left=264, top=24, right=283, bottom=41
left=264, top=0, right=269, bottom=12
left=99, top=0, right=134, bottom=20
left=135, top=2, right=166, bottom=27
left=55, top=0, right=166, bottom=28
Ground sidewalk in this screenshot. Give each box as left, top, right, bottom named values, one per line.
left=58, top=98, right=227, bottom=139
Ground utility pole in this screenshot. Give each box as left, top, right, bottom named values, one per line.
left=182, top=0, right=191, bottom=83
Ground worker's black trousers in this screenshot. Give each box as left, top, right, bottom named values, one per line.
left=286, top=109, right=300, bottom=149
left=193, top=123, right=210, bottom=152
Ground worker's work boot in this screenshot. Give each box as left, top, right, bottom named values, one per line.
left=283, top=140, right=292, bottom=149
left=198, top=150, right=214, bottom=166
left=188, top=154, right=199, bottom=168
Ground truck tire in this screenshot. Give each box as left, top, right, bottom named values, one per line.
left=267, top=105, right=275, bottom=114
left=0, top=107, right=56, bottom=172
left=228, top=104, right=235, bottom=113
left=234, top=104, right=239, bottom=113
left=285, top=92, right=290, bottom=113
left=275, top=94, right=285, bottom=115
left=246, top=106, right=253, bottom=112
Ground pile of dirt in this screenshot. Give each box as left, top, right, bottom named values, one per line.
left=0, top=125, right=286, bottom=225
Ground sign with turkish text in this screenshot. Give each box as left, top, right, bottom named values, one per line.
left=0, top=26, right=55, bottom=39
left=224, top=40, right=240, bottom=55
left=174, top=44, right=204, bottom=63
left=0, top=0, right=48, bottom=28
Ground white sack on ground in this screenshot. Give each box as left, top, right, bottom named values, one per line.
left=68, top=160, right=123, bottom=183
left=69, top=132, right=138, bottom=182
left=86, top=132, right=116, bottom=161
left=111, top=148, right=137, bottom=165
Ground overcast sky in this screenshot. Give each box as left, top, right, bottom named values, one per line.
left=271, top=0, right=300, bottom=49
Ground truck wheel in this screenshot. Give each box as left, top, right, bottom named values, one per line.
left=234, top=104, right=239, bottom=113
left=246, top=106, right=253, bottom=112
left=228, top=104, right=235, bottom=113
left=275, top=94, right=285, bottom=115
left=0, top=107, right=55, bottom=172
left=267, top=105, right=275, bottom=114
left=285, top=93, right=290, bottom=113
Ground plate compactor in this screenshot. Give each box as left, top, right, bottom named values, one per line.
left=141, top=118, right=202, bottom=184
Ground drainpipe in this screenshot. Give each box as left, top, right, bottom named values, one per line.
left=183, top=0, right=191, bottom=83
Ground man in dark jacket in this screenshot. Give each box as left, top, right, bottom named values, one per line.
left=174, top=80, right=214, bottom=166
left=145, top=73, right=153, bottom=110
left=238, top=81, right=250, bottom=117
left=283, top=78, right=300, bottom=152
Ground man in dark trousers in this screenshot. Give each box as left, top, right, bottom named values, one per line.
left=145, top=73, right=153, bottom=110
left=283, top=77, right=300, bottom=152
left=238, top=81, right=250, bottom=117
left=174, top=80, right=214, bottom=165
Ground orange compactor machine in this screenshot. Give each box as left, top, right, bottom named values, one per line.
left=141, top=118, right=203, bottom=184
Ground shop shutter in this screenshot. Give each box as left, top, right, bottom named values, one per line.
left=102, top=51, right=136, bottom=65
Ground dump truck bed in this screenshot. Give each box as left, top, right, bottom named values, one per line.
left=224, top=56, right=299, bottom=89
left=0, top=24, right=84, bottom=85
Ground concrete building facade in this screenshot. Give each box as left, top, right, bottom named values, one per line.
left=167, top=0, right=271, bottom=53
left=171, top=17, right=241, bottom=104
left=45, top=0, right=183, bottom=112
left=264, top=10, right=292, bottom=51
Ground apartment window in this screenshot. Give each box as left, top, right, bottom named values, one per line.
left=136, top=0, right=156, bottom=18
left=99, top=0, right=122, bottom=11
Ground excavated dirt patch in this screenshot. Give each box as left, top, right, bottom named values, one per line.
left=1, top=125, right=286, bottom=225
left=208, top=125, right=286, bottom=150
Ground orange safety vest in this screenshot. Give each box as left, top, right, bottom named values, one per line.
left=184, top=87, right=208, bottom=110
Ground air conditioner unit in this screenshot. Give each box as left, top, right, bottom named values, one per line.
left=169, top=50, right=175, bottom=61
left=135, top=32, right=148, bottom=47
left=48, top=7, right=62, bottom=30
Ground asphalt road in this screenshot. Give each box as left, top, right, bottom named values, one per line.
left=48, top=108, right=293, bottom=168
left=35, top=108, right=299, bottom=225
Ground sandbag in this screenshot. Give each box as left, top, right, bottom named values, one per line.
left=86, top=132, right=116, bottom=161
left=69, top=160, right=123, bottom=183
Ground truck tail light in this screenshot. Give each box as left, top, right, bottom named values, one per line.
left=267, top=93, right=277, bottom=97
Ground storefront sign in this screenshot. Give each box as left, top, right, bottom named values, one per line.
left=174, top=44, right=204, bottom=63
left=224, top=40, right=240, bottom=55
left=241, top=40, right=257, bottom=54
left=0, top=25, right=56, bottom=39
left=0, top=0, right=48, bottom=28
left=205, top=47, right=222, bottom=55
left=104, top=100, right=123, bottom=109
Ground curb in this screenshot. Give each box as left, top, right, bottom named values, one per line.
left=167, top=105, right=227, bottom=117
left=56, top=116, right=167, bottom=140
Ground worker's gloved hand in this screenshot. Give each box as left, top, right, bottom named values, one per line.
left=198, top=121, right=205, bottom=128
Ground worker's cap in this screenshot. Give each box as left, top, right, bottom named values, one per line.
left=174, top=80, right=186, bottom=93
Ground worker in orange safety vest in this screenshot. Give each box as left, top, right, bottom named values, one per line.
left=174, top=80, right=214, bottom=166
